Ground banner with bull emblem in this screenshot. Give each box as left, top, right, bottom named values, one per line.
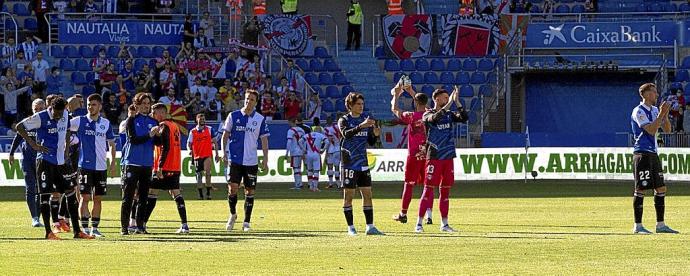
left=382, top=15, right=433, bottom=59
left=261, top=14, right=315, bottom=57
left=441, top=14, right=500, bottom=57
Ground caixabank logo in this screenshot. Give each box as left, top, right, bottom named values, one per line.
left=529, top=21, right=675, bottom=48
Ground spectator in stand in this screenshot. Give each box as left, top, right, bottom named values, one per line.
left=92, top=48, right=111, bottom=94
left=53, top=0, right=67, bottom=19
left=283, top=90, right=302, bottom=120
left=11, top=51, right=30, bottom=73
left=200, top=12, right=216, bottom=47
left=276, top=76, right=292, bottom=101
left=45, top=67, right=63, bottom=95
left=99, top=63, right=119, bottom=95
left=193, top=28, right=212, bottom=49
left=1, top=68, right=20, bottom=87
left=674, top=90, right=685, bottom=132
left=103, top=93, right=122, bottom=127
left=190, top=77, right=207, bottom=101
left=585, top=0, right=596, bottom=13
left=218, top=78, right=236, bottom=105
left=281, top=0, right=298, bottom=14
left=241, top=17, right=261, bottom=54
left=204, top=79, right=218, bottom=104
left=245, top=55, right=264, bottom=81
left=234, top=49, right=250, bottom=73
left=84, top=0, right=98, bottom=13
left=305, top=91, right=321, bottom=121
left=176, top=42, right=196, bottom=61
left=182, top=14, right=195, bottom=45
left=158, top=63, right=176, bottom=97
left=18, top=64, right=34, bottom=85
left=210, top=53, right=228, bottom=87
left=190, top=92, right=208, bottom=116
left=345, top=0, right=363, bottom=51
left=156, top=49, right=174, bottom=71
left=119, top=60, right=136, bottom=93
left=233, top=68, right=249, bottom=86
left=157, top=0, right=174, bottom=14
left=28, top=0, right=52, bottom=41
left=278, top=59, right=304, bottom=91
left=684, top=103, right=690, bottom=133
left=159, top=88, right=182, bottom=105
left=207, top=93, right=224, bottom=121
left=1, top=82, right=31, bottom=127
left=261, top=91, right=277, bottom=121
left=1, top=37, right=18, bottom=69
left=103, top=0, right=116, bottom=13
left=542, top=0, right=553, bottom=14
left=115, top=42, right=134, bottom=71
left=135, top=63, right=154, bottom=93
left=259, top=75, right=274, bottom=94
left=20, top=35, right=40, bottom=62
left=459, top=0, right=475, bottom=15
left=65, top=0, right=84, bottom=12
left=31, top=51, right=50, bottom=94
left=180, top=88, right=197, bottom=114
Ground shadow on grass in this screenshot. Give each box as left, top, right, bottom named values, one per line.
left=493, top=231, right=634, bottom=236
left=462, top=223, right=612, bottom=229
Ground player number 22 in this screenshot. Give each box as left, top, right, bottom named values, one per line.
left=638, top=170, right=650, bottom=180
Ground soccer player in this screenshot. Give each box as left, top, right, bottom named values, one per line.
left=8, top=99, right=46, bottom=227
left=188, top=113, right=220, bottom=200
left=630, top=83, right=678, bottom=234
left=120, top=92, right=158, bottom=235
left=221, top=89, right=270, bottom=232
left=286, top=118, right=306, bottom=189
left=144, top=103, right=190, bottom=234
left=338, top=92, right=384, bottom=236
left=15, top=98, right=93, bottom=240
left=298, top=127, right=329, bottom=191
left=390, top=83, right=434, bottom=224
left=56, top=95, right=84, bottom=232
left=69, top=94, right=117, bottom=237
left=416, top=87, right=468, bottom=233
left=323, top=116, right=341, bottom=189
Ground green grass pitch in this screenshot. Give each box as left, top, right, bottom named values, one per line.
left=1, top=180, right=690, bottom=274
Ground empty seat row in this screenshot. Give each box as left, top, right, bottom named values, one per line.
left=303, top=72, right=348, bottom=85
left=384, top=58, right=495, bottom=72
left=393, top=71, right=496, bottom=85
left=51, top=45, right=180, bottom=59
left=312, top=85, right=354, bottom=99
left=294, top=58, right=340, bottom=72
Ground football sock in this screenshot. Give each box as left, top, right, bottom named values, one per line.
left=39, top=194, right=52, bottom=235
left=293, top=168, right=302, bottom=187
left=81, top=216, right=90, bottom=230
left=228, top=194, right=238, bottom=215
left=174, top=194, right=188, bottom=224
left=439, top=187, right=450, bottom=220
left=197, top=188, right=204, bottom=199
left=654, top=192, right=665, bottom=223
left=130, top=199, right=138, bottom=220
left=144, top=194, right=158, bottom=224
left=91, top=217, right=100, bottom=228
left=363, top=206, right=374, bottom=225
left=65, top=191, right=81, bottom=234
left=50, top=196, right=60, bottom=223
left=400, top=183, right=414, bottom=215
left=244, top=195, right=254, bottom=223
left=206, top=187, right=212, bottom=197
left=633, top=192, right=644, bottom=224
left=418, top=186, right=434, bottom=218
left=327, top=169, right=334, bottom=185
left=416, top=216, right=424, bottom=226
left=343, top=206, right=354, bottom=226
left=59, top=195, right=69, bottom=219
left=121, top=196, right=133, bottom=229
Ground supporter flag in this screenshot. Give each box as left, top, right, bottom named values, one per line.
left=380, top=125, right=408, bottom=149
left=441, top=14, right=499, bottom=57
left=165, top=104, right=189, bottom=136
left=262, top=15, right=315, bottom=56
left=382, top=15, right=432, bottom=59
left=498, top=14, right=529, bottom=54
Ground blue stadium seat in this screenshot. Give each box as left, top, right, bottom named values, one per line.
left=318, top=72, right=334, bottom=85
left=555, top=4, right=570, bottom=13
left=670, top=82, right=683, bottom=90
left=82, top=86, right=96, bottom=96
left=680, top=3, right=690, bottom=12
left=153, top=46, right=165, bottom=57
left=107, top=46, right=119, bottom=58
left=312, top=86, right=325, bottom=98
left=400, top=59, right=415, bottom=71
left=333, top=72, right=348, bottom=85
left=296, top=59, right=309, bottom=71
left=71, top=72, right=87, bottom=85
left=50, top=45, right=64, bottom=58
left=460, top=85, right=474, bottom=97
left=24, top=18, right=37, bottom=31
left=64, top=45, right=79, bottom=58
left=664, top=3, right=677, bottom=12
left=421, top=85, right=435, bottom=96
left=304, top=72, right=318, bottom=84
left=571, top=4, right=585, bottom=13
left=342, top=85, right=354, bottom=97
left=430, top=59, right=445, bottom=71
left=530, top=5, right=542, bottom=13
left=85, top=72, right=94, bottom=81
left=440, top=72, right=455, bottom=84
left=0, top=127, right=8, bottom=136
left=478, top=59, right=494, bottom=71
left=13, top=3, right=30, bottom=16
left=322, top=100, right=334, bottom=112
left=393, top=72, right=404, bottom=83
left=415, top=59, right=430, bottom=71
left=1, top=4, right=7, bottom=12
left=384, top=60, right=399, bottom=71
left=314, top=46, right=329, bottom=58
left=375, top=46, right=386, bottom=58
left=326, top=85, right=340, bottom=98
left=463, top=59, right=477, bottom=71
left=76, top=59, right=91, bottom=71
left=78, top=46, right=93, bottom=58
left=323, top=59, right=339, bottom=71
left=470, top=72, right=486, bottom=84
left=167, top=46, right=179, bottom=57
left=487, top=72, right=497, bottom=84
left=60, top=59, right=75, bottom=71
left=309, top=59, right=324, bottom=72
left=447, top=59, right=462, bottom=71
left=409, top=72, right=423, bottom=83
left=470, top=98, right=481, bottom=112
left=137, top=46, right=153, bottom=58
left=635, top=3, right=647, bottom=12
left=676, top=70, right=689, bottom=82
left=423, top=72, right=439, bottom=84
left=134, top=59, right=147, bottom=71
left=442, top=84, right=454, bottom=93
left=456, top=72, right=470, bottom=85
left=335, top=98, right=345, bottom=111
left=479, top=84, right=492, bottom=97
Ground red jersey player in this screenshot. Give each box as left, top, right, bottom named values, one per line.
left=390, top=82, right=433, bottom=224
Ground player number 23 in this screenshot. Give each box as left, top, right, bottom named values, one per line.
left=638, top=170, right=650, bottom=180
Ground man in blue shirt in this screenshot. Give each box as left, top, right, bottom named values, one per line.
left=9, top=99, right=46, bottom=228
left=221, top=89, right=270, bottom=232
left=120, top=92, right=159, bottom=235
left=630, top=83, right=678, bottom=234
left=15, top=97, right=93, bottom=240
left=70, top=94, right=117, bottom=237
left=338, top=92, right=383, bottom=236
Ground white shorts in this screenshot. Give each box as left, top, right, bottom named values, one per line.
left=305, top=153, right=322, bottom=172
left=326, top=151, right=341, bottom=166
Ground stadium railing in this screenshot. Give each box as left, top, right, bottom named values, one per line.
left=627, top=133, right=690, bottom=148
left=522, top=11, right=690, bottom=23
left=1, top=12, right=18, bottom=46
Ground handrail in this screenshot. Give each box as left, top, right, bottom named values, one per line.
left=522, top=11, right=690, bottom=23
left=0, top=12, right=19, bottom=47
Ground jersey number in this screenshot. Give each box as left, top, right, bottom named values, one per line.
left=638, top=170, right=650, bottom=180
left=427, top=165, right=435, bottom=174
left=344, top=169, right=355, bottom=179
left=80, top=174, right=88, bottom=184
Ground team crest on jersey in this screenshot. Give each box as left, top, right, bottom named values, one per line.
left=641, top=180, right=648, bottom=187
left=344, top=179, right=350, bottom=185
left=252, top=121, right=258, bottom=126
left=148, top=124, right=153, bottom=128
left=47, top=121, right=51, bottom=126
left=100, top=125, right=106, bottom=130
left=41, top=182, right=47, bottom=188
left=126, top=172, right=132, bottom=178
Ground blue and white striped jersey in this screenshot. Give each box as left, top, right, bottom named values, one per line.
left=20, top=108, right=70, bottom=165
left=631, top=103, right=659, bottom=153
left=70, top=116, right=115, bottom=171
left=222, top=110, right=270, bottom=166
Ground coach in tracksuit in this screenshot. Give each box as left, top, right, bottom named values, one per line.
left=120, top=92, right=159, bottom=235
